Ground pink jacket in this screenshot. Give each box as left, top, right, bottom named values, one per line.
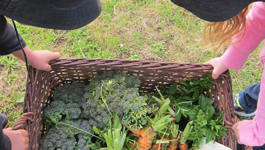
left=221, top=2, right=265, bottom=146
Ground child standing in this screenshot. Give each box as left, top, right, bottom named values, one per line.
left=171, top=0, right=265, bottom=147
left=0, top=0, right=101, bottom=149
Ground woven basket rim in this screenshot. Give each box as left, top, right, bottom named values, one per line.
left=21, top=58, right=237, bottom=150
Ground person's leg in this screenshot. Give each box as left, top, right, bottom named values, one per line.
left=234, top=82, right=260, bottom=117
left=237, top=143, right=265, bottom=150
left=253, top=144, right=265, bottom=150
left=237, top=142, right=245, bottom=150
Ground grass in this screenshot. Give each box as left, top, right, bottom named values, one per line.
left=0, top=0, right=262, bottom=125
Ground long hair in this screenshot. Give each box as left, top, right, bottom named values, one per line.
left=203, top=6, right=251, bottom=52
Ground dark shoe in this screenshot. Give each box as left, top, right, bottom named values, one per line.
left=234, top=94, right=256, bottom=118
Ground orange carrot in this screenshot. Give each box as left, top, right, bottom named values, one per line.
left=128, top=127, right=156, bottom=150
left=151, top=144, right=160, bottom=150
left=138, top=127, right=156, bottom=150
left=179, top=143, right=188, bottom=150
left=167, top=143, right=177, bottom=150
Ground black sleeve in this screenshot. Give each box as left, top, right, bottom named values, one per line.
left=0, top=114, right=11, bottom=150
left=0, top=15, right=26, bottom=55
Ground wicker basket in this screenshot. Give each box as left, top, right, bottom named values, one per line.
left=19, top=58, right=237, bottom=150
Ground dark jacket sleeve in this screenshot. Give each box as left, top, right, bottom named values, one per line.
left=0, top=114, right=11, bottom=150
left=0, top=15, right=26, bottom=55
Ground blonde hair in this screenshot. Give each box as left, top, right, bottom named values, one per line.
left=203, top=6, right=251, bottom=52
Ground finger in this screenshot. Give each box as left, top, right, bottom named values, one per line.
left=50, top=52, right=60, bottom=60
left=212, top=68, right=220, bottom=79
left=232, top=123, right=239, bottom=131
left=19, top=130, right=29, bottom=136
left=232, top=123, right=236, bottom=131
left=204, top=60, right=212, bottom=65
left=25, top=136, right=29, bottom=144
left=24, top=144, right=29, bottom=150
left=232, top=123, right=241, bottom=143
left=45, top=64, right=52, bottom=71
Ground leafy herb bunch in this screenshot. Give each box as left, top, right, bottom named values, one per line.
left=161, top=75, right=227, bottom=148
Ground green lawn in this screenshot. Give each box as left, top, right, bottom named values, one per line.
left=0, top=0, right=263, bottom=125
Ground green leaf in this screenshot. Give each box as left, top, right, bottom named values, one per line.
left=158, top=99, right=171, bottom=115
left=175, top=107, right=181, bottom=123
left=177, top=100, right=193, bottom=107
left=198, top=95, right=213, bottom=110
left=156, top=140, right=170, bottom=144
left=190, top=86, right=201, bottom=92
left=16, top=96, right=24, bottom=103
left=180, top=106, right=192, bottom=118
left=180, top=121, right=193, bottom=144
left=198, top=95, right=206, bottom=110
left=186, top=109, right=198, bottom=120
left=182, top=88, right=191, bottom=95
left=200, top=129, right=207, bottom=137
left=205, top=129, right=215, bottom=143
left=168, top=84, right=177, bottom=95
left=206, top=106, right=215, bottom=120
left=205, top=97, right=214, bottom=106
left=170, top=124, right=179, bottom=138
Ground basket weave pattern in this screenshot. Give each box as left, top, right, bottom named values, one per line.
left=22, top=58, right=237, bottom=150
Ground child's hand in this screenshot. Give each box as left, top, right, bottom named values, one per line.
left=3, top=128, right=29, bottom=150
left=28, top=50, right=60, bottom=71
left=12, top=46, right=60, bottom=71
left=204, top=57, right=228, bottom=79
left=232, top=122, right=242, bottom=144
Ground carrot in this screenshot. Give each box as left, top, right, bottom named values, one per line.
left=128, top=127, right=156, bottom=150
left=137, top=127, right=156, bottom=150
left=179, top=143, right=188, bottom=150
left=126, top=98, right=174, bottom=150
left=167, top=142, right=177, bottom=150
left=151, top=144, right=160, bottom=150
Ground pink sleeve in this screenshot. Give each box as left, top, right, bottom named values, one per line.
left=237, top=63, right=265, bottom=146
left=221, top=2, right=265, bottom=146
left=221, top=2, right=265, bottom=70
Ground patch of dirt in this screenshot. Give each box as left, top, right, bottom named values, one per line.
left=53, top=30, right=67, bottom=48
left=118, top=53, right=130, bottom=59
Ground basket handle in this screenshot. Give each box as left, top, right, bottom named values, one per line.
left=12, top=112, right=34, bottom=130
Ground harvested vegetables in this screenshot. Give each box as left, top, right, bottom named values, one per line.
left=41, top=71, right=226, bottom=150
left=127, top=98, right=174, bottom=149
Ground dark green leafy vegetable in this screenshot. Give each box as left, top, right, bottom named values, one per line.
left=82, top=71, right=151, bottom=130
left=156, top=75, right=226, bottom=149
left=41, top=125, right=77, bottom=150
